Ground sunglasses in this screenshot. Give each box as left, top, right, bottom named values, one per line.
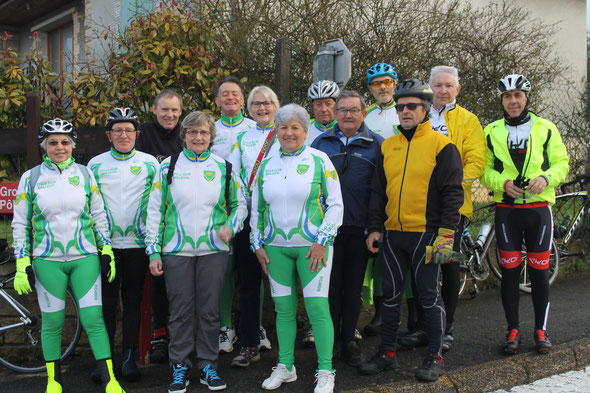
left=369, top=79, right=395, bottom=88
left=47, top=140, right=72, bottom=146
left=394, top=103, right=426, bottom=112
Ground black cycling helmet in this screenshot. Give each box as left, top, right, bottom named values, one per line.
left=39, top=118, right=77, bottom=140
left=496, top=74, right=531, bottom=98
left=106, top=107, right=139, bottom=130
left=393, top=78, right=434, bottom=102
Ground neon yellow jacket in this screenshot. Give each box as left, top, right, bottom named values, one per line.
left=444, top=104, right=486, bottom=218
left=482, top=113, right=569, bottom=204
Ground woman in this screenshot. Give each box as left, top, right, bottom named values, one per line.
left=250, top=104, right=343, bottom=393
left=11, top=119, right=125, bottom=393
left=482, top=74, right=569, bottom=355
left=227, top=85, right=280, bottom=367
left=146, top=111, right=247, bottom=392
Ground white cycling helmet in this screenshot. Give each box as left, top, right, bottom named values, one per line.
left=307, top=80, right=340, bottom=101
left=39, top=118, right=77, bottom=140
left=496, top=74, right=531, bottom=97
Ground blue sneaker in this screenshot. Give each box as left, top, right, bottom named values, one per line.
left=169, top=363, right=189, bottom=393
left=200, top=364, right=227, bottom=391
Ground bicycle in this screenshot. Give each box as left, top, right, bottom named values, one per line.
left=0, top=248, right=82, bottom=373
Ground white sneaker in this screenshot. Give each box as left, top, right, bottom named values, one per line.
left=302, top=328, right=315, bottom=347
left=219, top=326, right=237, bottom=353
left=314, top=370, right=335, bottom=393
left=258, top=326, right=272, bottom=351
left=261, top=363, right=297, bottom=390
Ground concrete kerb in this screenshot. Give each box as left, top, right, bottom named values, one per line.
left=343, top=337, right=590, bottom=393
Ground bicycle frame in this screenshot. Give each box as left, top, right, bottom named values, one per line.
left=558, top=191, right=589, bottom=246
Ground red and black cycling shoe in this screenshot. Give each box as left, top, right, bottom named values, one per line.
left=534, top=330, right=552, bottom=354
left=503, top=328, right=521, bottom=354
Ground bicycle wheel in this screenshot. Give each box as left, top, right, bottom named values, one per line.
left=0, top=275, right=82, bottom=373
left=493, top=239, right=560, bottom=294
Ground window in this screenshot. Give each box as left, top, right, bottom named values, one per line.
left=48, top=23, right=73, bottom=75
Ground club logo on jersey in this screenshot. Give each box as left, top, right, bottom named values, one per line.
left=130, top=166, right=142, bottom=175
left=297, top=164, right=309, bottom=175
left=68, top=176, right=80, bottom=186
left=204, top=171, right=216, bottom=182
left=324, top=170, right=338, bottom=181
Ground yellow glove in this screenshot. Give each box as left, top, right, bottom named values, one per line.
left=100, top=245, right=116, bottom=283
left=425, top=228, right=464, bottom=264
left=14, top=256, right=35, bottom=295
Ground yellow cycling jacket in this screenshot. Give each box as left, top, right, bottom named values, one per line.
left=444, top=104, right=486, bottom=218
left=482, top=113, right=569, bottom=205
left=368, top=121, right=464, bottom=233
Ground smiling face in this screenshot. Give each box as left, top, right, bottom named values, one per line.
left=277, top=119, right=307, bottom=153
left=45, top=134, right=73, bottom=163
left=250, top=92, right=277, bottom=128
left=431, top=71, right=461, bottom=110
left=312, top=98, right=336, bottom=125
left=335, top=96, right=366, bottom=137
left=183, top=123, right=212, bottom=155
left=107, top=121, right=138, bottom=153
left=215, top=81, right=245, bottom=118
left=501, top=90, right=528, bottom=118
left=152, top=95, right=182, bottom=130
left=396, top=96, right=427, bottom=130
left=368, top=75, right=396, bottom=105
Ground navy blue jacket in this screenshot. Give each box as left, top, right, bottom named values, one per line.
left=312, top=122, right=384, bottom=229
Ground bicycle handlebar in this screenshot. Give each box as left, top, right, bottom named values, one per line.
left=560, top=174, right=590, bottom=194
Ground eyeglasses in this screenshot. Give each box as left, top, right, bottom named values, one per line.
left=47, top=140, right=72, bottom=147
left=251, top=101, right=273, bottom=108
left=369, top=79, right=395, bottom=88
left=110, top=129, right=137, bottom=135
left=336, top=108, right=362, bottom=116
left=394, top=103, right=426, bottom=112
left=186, top=130, right=211, bottom=137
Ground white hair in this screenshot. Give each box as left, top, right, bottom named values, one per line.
left=429, top=66, right=460, bottom=86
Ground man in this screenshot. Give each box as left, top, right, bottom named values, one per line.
left=398, top=66, right=485, bottom=352
left=88, top=108, right=159, bottom=381
left=305, top=80, right=340, bottom=145
left=361, top=79, right=464, bottom=382
left=311, top=91, right=383, bottom=367
left=211, top=76, right=260, bottom=354
left=364, top=62, right=400, bottom=139
left=136, top=90, right=183, bottom=363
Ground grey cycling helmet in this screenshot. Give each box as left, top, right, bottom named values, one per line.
left=307, top=80, right=340, bottom=101
left=39, top=118, right=77, bottom=140
left=106, top=107, right=139, bottom=130
left=393, top=78, right=434, bottom=102
left=496, top=74, right=531, bottom=97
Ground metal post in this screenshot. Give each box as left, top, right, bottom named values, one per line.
left=274, top=38, right=291, bottom=105
left=26, top=93, right=41, bottom=168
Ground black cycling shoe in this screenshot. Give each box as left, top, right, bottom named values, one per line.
left=342, top=340, right=366, bottom=367
left=150, top=336, right=169, bottom=363
left=397, top=329, right=428, bottom=348
left=534, top=330, right=552, bottom=354
left=503, top=329, right=521, bottom=354
left=415, top=355, right=444, bottom=382
left=121, top=347, right=141, bottom=382
left=359, top=350, right=398, bottom=375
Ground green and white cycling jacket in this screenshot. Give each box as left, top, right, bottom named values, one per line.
left=305, top=119, right=337, bottom=146
left=250, top=145, right=343, bottom=251
left=12, top=156, right=110, bottom=261
left=365, top=102, right=400, bottom=140
left=145, top=148, right=247, bottom=259
left=229, top=123, right=280, bottom=195
left=87, top=148, right=158, bottom=249
left=212, top=113, right=256, bottom=160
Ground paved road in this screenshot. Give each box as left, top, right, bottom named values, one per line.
left=490, top=365, right=590, bottom=393
left=1, top=272, right=589, bottom=392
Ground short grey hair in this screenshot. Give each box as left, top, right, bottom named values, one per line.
left=153, top=89, right=183, bottom=109
left=40, top=134, right=76, bottom=151
left=247, top=86, right=280, bottom=113
left=180, top=111, right=216, bottom=142
left=429, top=66, right=460, bottom=86
left=335, top=90, right=366, bottom=112
left=275, top=104, right=310, bottom=132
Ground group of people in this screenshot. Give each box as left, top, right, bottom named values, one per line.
left=11, top=61, right=569, bottom=393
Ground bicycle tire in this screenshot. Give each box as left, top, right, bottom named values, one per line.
left=491, top=239, right=560, bottom=294
left=0, top=276, right=82, bottom=373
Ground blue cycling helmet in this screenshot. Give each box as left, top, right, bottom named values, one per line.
left=366, top=63, right=398, bottom=85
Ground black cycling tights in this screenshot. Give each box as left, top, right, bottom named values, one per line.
left=496, top=203, right=552, bottom=331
